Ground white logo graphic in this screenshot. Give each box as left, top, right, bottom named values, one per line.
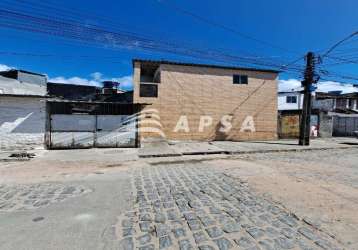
left=198, top=116, right=213, bottom=132
left=240, top=116, right=256, bottom=133
left=173, top=116, right=190, bottom=133
left=0, top=113, right=33, bottom=133
left=135, top=109, right=166, bottom=138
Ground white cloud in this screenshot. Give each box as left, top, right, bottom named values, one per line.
left=90, top=72, right=103, bottom=81
left=279, top=78, right=358, bottom=94
left=111, top=75, right=133, bottom=90
left=48, top=76, right=101, bottom=87
left=0, top=62, right=133, bottom=90
left=0, top=64, right=13, bottom=71
left=48, top=72, right=133, bottom=90
left=316, top=81, right=358, bottom=94
left=279, top=79, right=302, bottom=92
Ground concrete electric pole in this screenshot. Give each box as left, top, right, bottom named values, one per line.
left=299, top=52, right=318, bottom=146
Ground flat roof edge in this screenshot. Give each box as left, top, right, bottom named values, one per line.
left=133, top=59, right=281, bottom=74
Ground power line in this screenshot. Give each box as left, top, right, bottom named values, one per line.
left=321, top=31, right=358, bottom=58
left=0, top=5, right=303, bottom=74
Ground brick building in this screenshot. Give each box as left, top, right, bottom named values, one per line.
left=133, top=59, right=279, bottom=141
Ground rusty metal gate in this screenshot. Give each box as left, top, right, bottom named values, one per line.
left=279, top=114, right=319, bottom=139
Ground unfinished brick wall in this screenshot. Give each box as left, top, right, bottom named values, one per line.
left=133, top=62, right=278, bottom=141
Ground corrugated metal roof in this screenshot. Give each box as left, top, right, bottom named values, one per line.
left=133, top=59, right=281, bottom=74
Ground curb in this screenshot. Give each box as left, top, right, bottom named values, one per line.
left=139, top=145, right=358, bottom=159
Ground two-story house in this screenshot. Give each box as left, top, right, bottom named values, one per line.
left=132, top=59, right=279, bottom=142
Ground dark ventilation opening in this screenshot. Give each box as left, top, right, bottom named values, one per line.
left=140, top=63, right=161, bottom=83
left=140, top=84, right=158, bottom=98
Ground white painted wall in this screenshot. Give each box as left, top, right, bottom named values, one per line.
left=0, top=96, right=46, bottom=150
left=0, top=76, right=47, bottom=96
left=278, top=92, right=304, bottom=111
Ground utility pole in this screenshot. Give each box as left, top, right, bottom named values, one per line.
left=299, top=52, right=318, bottom=146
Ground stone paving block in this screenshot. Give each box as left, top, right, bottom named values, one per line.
left=221, top=222, right=241, bottom=233
left=179, top=239, right=194, bottom=250
left=199, top=216, right=216, bottom=227
left=209, top=206, right=222, bottom=214
left=173, top=227, right=186, bottom=238
left=315, top=238, right=336, bottom=250
left=138, top=244, right=155, bottom=250
left=137, top=234, right=152, bottom=245
left=264, top=227, right=280, bottom=238
left=206, top=226, right=224, bottom=238
left=281, top=227, right=298, bottom=239
left=139, top=222, right=154, bottom=233
left=167, top=209, right=181, bottom=221
left=123, top=228, right=136, bottom=237
left=194, top=231, right=209, bottom=244
left=274, top=236, right=296, bottom=249
left=119, top=237, right=134, bottom=250
left=234, top=236, right=256, bottom=248
left=184, top=212, right=197, bottom=221
left=188, top=219, right=202, bottom=231
left=122, top=219, right=134, bottom=228
left=246, top=227, right=265, bottom=239
left=198, top=245, right=216, bottom=250
left=156, top=224, right=171, bottom=237
left=154, top=213, right=166, bottom=223
left=159, top=235, right=172, bottom=249
left=278, top=214, right=299, bottom=228
left=258, top=239, right=275, bottom=250
left=214, top=237, right=233, bottom=250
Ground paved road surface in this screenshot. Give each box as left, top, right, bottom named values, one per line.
left=0, top=173, right=131, bottom=250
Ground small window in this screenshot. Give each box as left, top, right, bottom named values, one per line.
left=233, top=75, right=248, bottom=84
left=286, top=96, right=297, bottom=104
left=140, top=64, right=160, bottom=83
left=140, top=84, right=158, bottom=97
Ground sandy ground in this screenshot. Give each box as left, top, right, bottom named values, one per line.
left=0, top=148, right=140, bottom=184
left=208, top=148, right=358, bottom=249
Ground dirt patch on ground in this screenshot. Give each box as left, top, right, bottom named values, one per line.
left=0, top=148, right=141, bottom=184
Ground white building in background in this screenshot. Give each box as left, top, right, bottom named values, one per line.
left=278, top=90, right=304, bottom=111
left=0, top=70, right=47, bottom=150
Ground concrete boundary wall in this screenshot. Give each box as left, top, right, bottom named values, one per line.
left=0, top=96, right=46, bottom=150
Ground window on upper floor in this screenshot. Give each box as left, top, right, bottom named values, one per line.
left=140, top=64, right=161, bottom=83
left=140, top=84, right=158, bottom=98
left=286, top=96, right=297, bottom=104
left=233, top=75, right=248, bottom=84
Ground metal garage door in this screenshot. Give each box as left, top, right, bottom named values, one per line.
left=95, top=115, right=136, bottom=147
left=49, top=114, right=136, bottom=149
left=333, top=116, right=358, bottom=136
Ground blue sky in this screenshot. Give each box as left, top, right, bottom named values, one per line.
left=0, top=0, right=358, bottom=91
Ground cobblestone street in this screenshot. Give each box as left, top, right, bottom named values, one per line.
left=117, top=164, right=342, bottom=250
left=0, top=183, right=90, bottom=212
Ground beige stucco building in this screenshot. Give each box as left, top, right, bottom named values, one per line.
left=133, top=59, right=279, bottom=141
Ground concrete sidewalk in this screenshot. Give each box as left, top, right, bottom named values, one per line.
left=139, top=137, right=358, bottom=158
